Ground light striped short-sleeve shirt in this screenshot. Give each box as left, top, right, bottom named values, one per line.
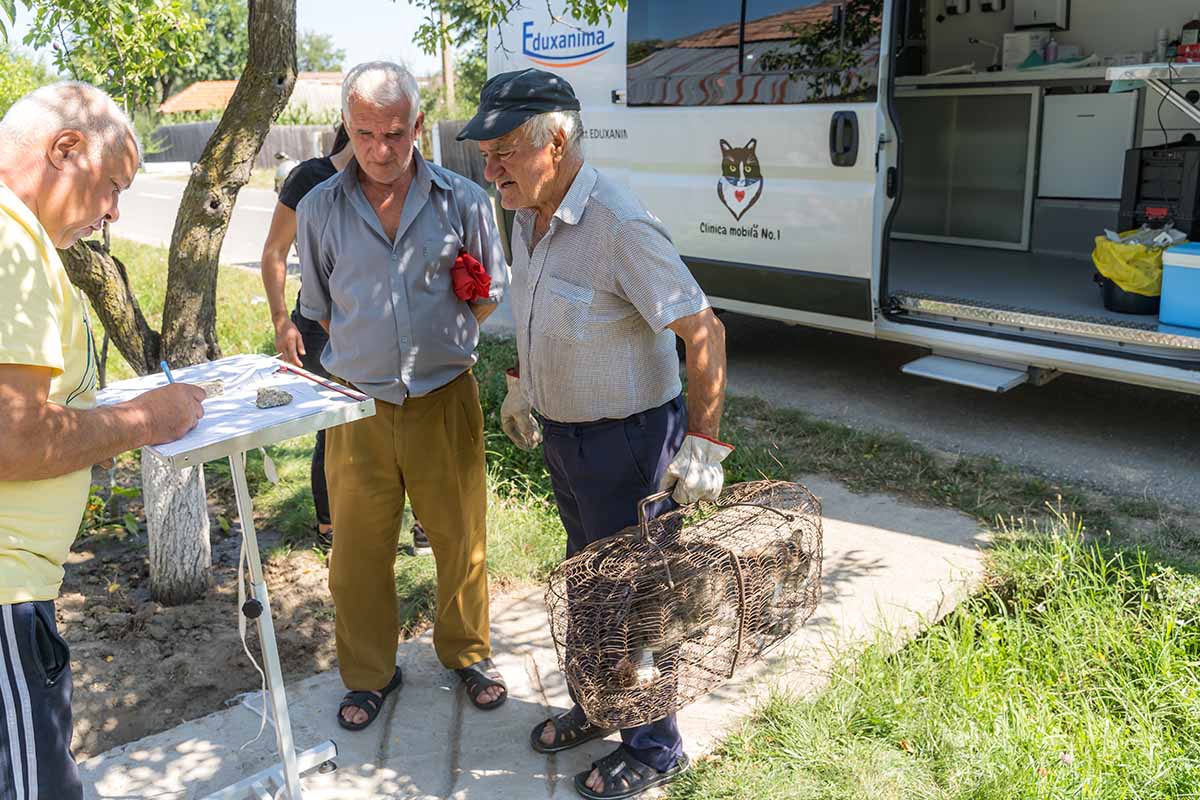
left=511, top=164, right=709, bottom=423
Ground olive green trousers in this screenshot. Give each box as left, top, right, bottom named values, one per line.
left=325, top=369, right=490, bottom=691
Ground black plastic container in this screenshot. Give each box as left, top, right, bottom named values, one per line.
left=1119, top=141, right=1200, bottom=239
left=1094, top=274, right=1161, bottom=315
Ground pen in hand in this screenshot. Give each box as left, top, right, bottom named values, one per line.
left=160, top=360, right=176, bottom=384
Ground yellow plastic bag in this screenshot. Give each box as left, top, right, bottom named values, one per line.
left=1092, top=234, right=1163, bottom=297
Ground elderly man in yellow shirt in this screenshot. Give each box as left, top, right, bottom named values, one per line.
left=0, top=82, right=206, bottom=799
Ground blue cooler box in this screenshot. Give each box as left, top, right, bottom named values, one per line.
left=1161, top=243, right=1200, bottom=329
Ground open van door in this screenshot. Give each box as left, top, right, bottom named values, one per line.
left=490, top=1, right=893, bottom=337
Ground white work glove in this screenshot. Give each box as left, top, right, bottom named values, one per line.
left=500, top=368, right=542, bottom=451
left=659, top=433, right=734, bottom=505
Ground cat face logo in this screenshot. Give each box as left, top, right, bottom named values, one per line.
left=717, top=138, right=763, bottom=221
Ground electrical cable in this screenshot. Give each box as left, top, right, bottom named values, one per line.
left=234, top=453, right=269, bottom=751
left=1156, top=60, right=1176, bottom=146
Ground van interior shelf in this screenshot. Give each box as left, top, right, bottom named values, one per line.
left=896, top=66, right=1108, bottom=88
left=1106, top=63, right=1200, bottom=82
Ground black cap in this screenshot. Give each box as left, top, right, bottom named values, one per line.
left=456, top=68, right=581, bottom=142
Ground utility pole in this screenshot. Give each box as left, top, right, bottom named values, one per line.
left=439, top=5, right=455, bottom=108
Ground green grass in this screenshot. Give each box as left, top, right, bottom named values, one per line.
left=670, top=514, right=1200, bottom=799
left=671, top=391, right=1200, bottom=799
left=98, top=237, right=284, bottom=382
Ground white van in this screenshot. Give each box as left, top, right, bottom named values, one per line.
left=484, top=0, right=1200, bottom=395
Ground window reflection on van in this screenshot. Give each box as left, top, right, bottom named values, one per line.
left=626, top=0, right=883, bottom=106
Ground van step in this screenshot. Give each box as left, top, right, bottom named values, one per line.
left=902, top=355, right=1029, bottom=392
left=892, top=292, right=1200, bottom=351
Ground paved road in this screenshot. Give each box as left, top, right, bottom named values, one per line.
left=118, top=172, right=1200, bottom=508
left=118, top=174, right=287, bottom=268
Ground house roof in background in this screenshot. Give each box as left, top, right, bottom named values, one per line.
left=159, top=80, right=237, bottom=113
left=159, top=72, right=346, bottom=113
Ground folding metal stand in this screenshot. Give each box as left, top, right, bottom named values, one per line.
left=198, top=450, right=337, bottom=800
left=99, top=355, right=375, bottom=800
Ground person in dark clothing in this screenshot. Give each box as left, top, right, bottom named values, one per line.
left=260, top=125, right=349, bottom=544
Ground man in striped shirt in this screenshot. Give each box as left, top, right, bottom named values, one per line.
left=461, top=69, right=732, bottom=800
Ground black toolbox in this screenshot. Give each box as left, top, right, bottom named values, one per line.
left=1119, top=141, right=1200, bottom=238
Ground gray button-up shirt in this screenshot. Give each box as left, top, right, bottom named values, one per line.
left=297, top=151, right=506, bottom=404
left=512, top=164, right=709, bottom=423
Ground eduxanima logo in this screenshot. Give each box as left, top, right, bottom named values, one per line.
left=717, top=138, right=763, bottom=221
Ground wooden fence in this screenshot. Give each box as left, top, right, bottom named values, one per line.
left=145, top=122, right=339, bottom=169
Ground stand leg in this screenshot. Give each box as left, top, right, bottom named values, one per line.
left=229, top=452, right=303, bottom=798
left=200, top=740, right=337, bottom=800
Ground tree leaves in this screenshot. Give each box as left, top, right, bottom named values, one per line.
left=0, top=45, right=57, bottom=116
left=21, top=0, right=206, bottom=111
left=0, top=0, right=16, bottom=44
left=297, top=28, right=344, bottom=72
left=404, top=0, right=625, bottom=58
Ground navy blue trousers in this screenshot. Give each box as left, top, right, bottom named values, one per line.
left=541, top=394, right=687, bottom=772
left=0, top=601, right=82, bottom=800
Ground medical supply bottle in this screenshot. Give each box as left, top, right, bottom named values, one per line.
left=1183, top=13, right=1200, bottom=47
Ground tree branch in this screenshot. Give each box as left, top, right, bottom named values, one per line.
left=58, top=240, right=161, bottom=376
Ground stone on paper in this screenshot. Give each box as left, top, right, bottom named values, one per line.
left=255, top=386, right=293, bottom=409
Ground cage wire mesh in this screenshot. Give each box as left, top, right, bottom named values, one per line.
left=546, top=480, right=822, bottom=730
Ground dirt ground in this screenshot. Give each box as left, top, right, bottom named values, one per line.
left=58, top=462, right=353, bottom=761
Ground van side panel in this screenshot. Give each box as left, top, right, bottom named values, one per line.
left=615, top=104, right=878, bottom=322
left=490, top=2, right=885, bottom=333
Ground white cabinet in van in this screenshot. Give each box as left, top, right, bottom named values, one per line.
left=1014, top=0, right=1069, bottom=29
left=1039, top=93, right=1137, bottom=199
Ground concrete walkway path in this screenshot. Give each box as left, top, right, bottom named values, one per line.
left=80, top=476, right=986, bottom=799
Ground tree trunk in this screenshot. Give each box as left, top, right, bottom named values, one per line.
left=142, top=449, right=211, bottom=605
left=58, top=240, right=160, bottom=376
left=144, top=0, right=296, bottom=604
left=160, top=0, right=297, bottom=366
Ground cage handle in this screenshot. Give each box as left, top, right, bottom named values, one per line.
left=637, top=491, right=676, bottom=591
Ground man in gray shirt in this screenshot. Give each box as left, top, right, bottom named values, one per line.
left=460, top=69, right=731, bottom=800
left=297, top=62, right=509, bottom=731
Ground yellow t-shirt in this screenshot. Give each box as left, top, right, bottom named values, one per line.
left=0, top=183, right=98, bottom=603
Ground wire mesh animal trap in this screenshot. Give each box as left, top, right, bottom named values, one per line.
left=545, top=480, right=822, bottom=730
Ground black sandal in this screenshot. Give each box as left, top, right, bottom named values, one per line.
left=336, top=666, right=403, bottom=731
left=573, top=746, right=689, bottom=800
left=530, top=709, right=615, bottom=754
left=455, top=657, right=508, bottom=710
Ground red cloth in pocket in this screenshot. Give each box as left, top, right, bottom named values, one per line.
left=452, top=249, right=491, bottom=302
